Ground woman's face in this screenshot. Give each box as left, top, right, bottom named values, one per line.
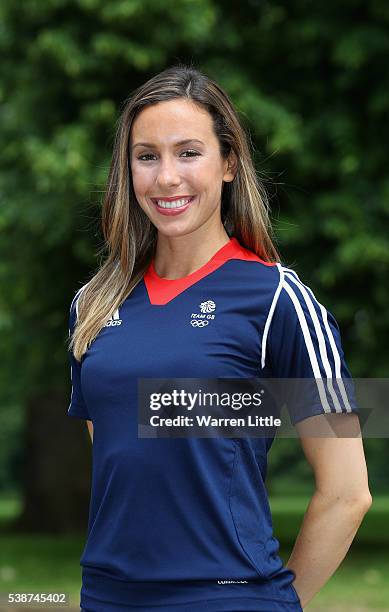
left=129, top=98, right=236, bottom=238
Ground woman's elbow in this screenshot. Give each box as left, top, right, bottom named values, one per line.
left=339, top=489, right=373, bottom=515
left=317, top=486, right=373, bottom=515
left=357, top=491, right=373, bottom=513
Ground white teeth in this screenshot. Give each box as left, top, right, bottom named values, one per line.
left=156, top=197, right=192, bottom=209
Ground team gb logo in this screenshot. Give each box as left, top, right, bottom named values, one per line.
left=199, top=300, right=216, bottom=313
left=190, top=299, right=216, bottom=327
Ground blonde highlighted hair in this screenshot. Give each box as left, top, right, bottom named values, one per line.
left=68, top=63, right=281, bottom=361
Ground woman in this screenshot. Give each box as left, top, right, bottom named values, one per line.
left=67, top=65, right=372, bottom=611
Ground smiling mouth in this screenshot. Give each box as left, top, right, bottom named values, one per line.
left=151, top=196, right=195, bottom=209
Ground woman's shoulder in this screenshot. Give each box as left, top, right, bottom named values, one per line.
left=272, top=262, right=333, bottom=322
left=69, top=281, right=90, bottom=320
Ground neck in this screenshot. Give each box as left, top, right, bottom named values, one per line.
left=153, top=226, right=231, bottom=280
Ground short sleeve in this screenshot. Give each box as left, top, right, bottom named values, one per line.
left=67, top=288, right=91, bottom=420
left=266, top=265, right=359, bottom=425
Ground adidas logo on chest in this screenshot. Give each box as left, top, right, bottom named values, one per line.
left=105, top=308, right=122, bottom=327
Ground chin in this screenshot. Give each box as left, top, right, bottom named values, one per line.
left=155, top=226, right=194, bottom=238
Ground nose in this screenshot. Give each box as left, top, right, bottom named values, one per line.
left=156, top=155, right=181, bottom=187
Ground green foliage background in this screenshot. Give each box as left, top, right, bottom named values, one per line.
left=0, top=0, right=388, bottom=505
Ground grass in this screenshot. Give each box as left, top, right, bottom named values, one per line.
left=0, top=533, right=84, bottom=608
left=0, top=494, right=388, bottom=610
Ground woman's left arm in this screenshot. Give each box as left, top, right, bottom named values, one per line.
left=285, top=414, right=372, bottom=609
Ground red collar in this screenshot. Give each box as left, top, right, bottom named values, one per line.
left=143, top=237, right=274, bottom=305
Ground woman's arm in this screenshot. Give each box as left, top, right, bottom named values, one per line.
left=86, top=420, right=93, bottom=443
left=285, top=414, right=372, bottom=609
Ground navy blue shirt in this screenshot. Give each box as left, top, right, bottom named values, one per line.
left=68, top=237, right=358, bottom=611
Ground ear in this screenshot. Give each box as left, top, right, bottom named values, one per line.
left=223, top=149, right=238, bottom=183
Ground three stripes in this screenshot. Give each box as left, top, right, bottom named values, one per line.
left=261, top=264, right=354, bottom=414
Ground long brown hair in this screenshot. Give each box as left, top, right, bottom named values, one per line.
left=68, top=63, right=281, bottom=361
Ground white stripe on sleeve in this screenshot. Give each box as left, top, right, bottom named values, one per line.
left=261, top=263, right=285, bottom=369
left=282, top=266, right=353, bottom=413
left=281, top=280, right=333, bottom=414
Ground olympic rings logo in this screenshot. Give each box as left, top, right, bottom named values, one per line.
left=190, top=320, right=209, bottom=327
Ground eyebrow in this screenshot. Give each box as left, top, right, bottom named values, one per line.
left=131, top=138, right=205, bottom=151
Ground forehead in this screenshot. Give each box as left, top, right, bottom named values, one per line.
left=130, top=99, right=215, bottom=144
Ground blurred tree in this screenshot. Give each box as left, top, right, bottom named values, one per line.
left=0, top=0, right=388, bottom=531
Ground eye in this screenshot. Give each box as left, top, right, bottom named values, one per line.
left=181, top=149, right=201, bottom=158
left=137, top=150, right=201, bottom=161
left=137, top=153, right=156, bottom=161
